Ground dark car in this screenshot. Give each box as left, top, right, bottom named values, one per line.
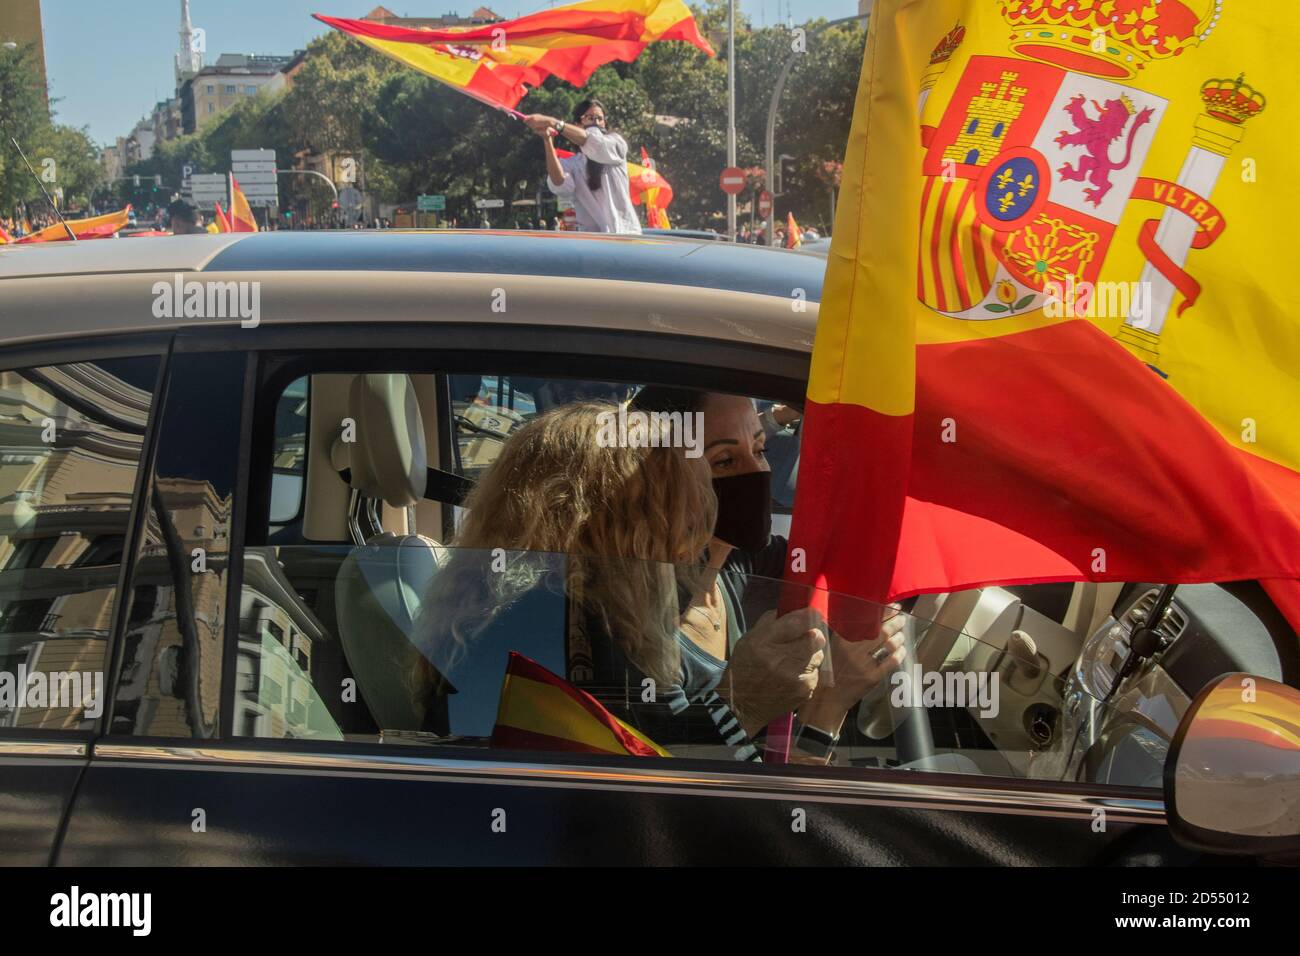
left=0, top=230, right=1296, bottom=865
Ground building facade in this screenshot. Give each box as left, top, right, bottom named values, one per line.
left=0, top=0, right=47, bottom=107
left=180, top=53, right=296, bottom=135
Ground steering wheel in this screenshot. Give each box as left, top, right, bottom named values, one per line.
left=858, top=589, right=987, bottom=767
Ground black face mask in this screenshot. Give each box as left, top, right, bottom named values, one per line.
left=712, top=470, right=772, bottom=552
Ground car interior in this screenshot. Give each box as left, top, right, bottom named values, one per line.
left=231, top=362, right=1300, bottom=791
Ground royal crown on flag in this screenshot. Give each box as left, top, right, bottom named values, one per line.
left=929, top=23, right=967, bottom=66
left=1200, top=73, right=1266, bottom=124
left=999, top=0, right=1221, bottom=78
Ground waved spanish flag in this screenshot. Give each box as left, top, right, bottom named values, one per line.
left=491, top=651, right=669, bottom=757
left=229, top=177, right=258, bottom=233
left=631, top=146, right=673, bottom=228
left=789, top=0, right=1300, bottom=631
left=315, top=1, right=714, bottom=114
left=0, top=224, right=10, bottom=244
left=15, top=206, right=132, bottom=243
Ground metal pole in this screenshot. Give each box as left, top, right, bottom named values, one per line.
left=276, top=169, right=339, bottom=203
left=764, top=13, right=869, bottom=246
left=727, top=0, right=737, bottom=241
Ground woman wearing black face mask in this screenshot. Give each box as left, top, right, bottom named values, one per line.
left=631, top=387, right=906, bottom=763
left=524, top=99, right=642, bottom=235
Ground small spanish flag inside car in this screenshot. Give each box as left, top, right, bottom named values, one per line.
left=491, top=651, right=669, bottom=757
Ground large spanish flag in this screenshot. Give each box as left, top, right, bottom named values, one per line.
left=15, top=206, right=131, bottom=243
left=315, top=1, right=714, bottom=114
left=491, top=651, right=669, bottom=757
left=789, top=0, right=1300, bottom=631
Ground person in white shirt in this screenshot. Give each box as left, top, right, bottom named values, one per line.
left=525, top=99, right=643, bottom=235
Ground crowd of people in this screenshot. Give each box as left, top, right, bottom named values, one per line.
left=738, top=222, right=822, bottom=246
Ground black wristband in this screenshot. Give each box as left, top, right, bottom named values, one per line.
left=793, top=721, right=839, bottom=760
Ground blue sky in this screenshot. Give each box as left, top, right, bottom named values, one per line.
left=41, top=1, right=861, bottom=146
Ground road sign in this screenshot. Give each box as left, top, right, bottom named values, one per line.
left=232, top=150, right=278, bottom=207
left=720, top=166, right=747, bottom=195
left=418, top=194, right=446, bottom=212
left=190, top=173, right=227, bottom=205
left=757, top=190, right=773, bottom=217
left=475, top=198, right=505, bottom=209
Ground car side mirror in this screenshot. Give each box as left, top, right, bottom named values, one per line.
left=1164, top=673, right=1300, bottom=858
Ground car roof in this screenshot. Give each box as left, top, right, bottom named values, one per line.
left=0, top=231, right=824, bottom=354
left=0, top=229, right=826, bottom=295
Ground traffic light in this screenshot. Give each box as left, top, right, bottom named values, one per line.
left=132, top=175, right=141, bottom=188
left=154, top=175, right=162, bottom=187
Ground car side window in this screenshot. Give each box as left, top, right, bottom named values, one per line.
left=228, top=368, right=1175, bottom=789
left=0, top=357, right=160, bottom=731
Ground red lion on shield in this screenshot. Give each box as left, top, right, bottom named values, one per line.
left=1055, top=93, right=1155, bottom=205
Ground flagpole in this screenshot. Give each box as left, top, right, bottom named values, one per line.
left=727, top=0, right=737, bottom=242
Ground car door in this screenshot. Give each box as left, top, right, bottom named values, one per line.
left=54, top=324, right=1218, bottom=865
left=0, top=337, right=166, bottom=864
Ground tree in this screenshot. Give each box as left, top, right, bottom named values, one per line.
left=0, top=41, right=50, bottom=211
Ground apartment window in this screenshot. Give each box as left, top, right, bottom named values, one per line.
left=245, top=85, right=258, bottom=95
left=226, top=84, right=237, bottom=94
left=206, top=84, right=214, bottom=94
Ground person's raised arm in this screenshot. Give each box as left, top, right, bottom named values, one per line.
left=542, top=130, right=569, bottom=189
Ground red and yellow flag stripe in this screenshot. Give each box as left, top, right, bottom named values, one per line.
left=491, top=651, right=669, bottom=757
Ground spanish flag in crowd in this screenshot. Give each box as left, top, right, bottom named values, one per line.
left=229, top=176, right=258, bottom=233
left=212, top=202, right=232, bottom=233
left=491, top=652, right=669, bottom=757
left=631, top=146, right=673, bottom=229
left=315, top=0, right=714, bottom=113
left=789, top=0, right=1300, bottom=630
left=14, top=206, right=132, bottom=243
left=0, top=223, right=11, bottom=244
left=784, top=211, right=802, bottom=249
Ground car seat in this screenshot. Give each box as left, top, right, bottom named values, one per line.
left=332, top=373, right=447, bottom=732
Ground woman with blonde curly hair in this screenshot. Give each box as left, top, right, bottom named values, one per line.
left=415, top=400, right=830, bottom=759
left=420, top=401, right=714, bottom=692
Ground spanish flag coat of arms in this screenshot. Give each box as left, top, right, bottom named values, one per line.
left=790, top=0, right=1300, bottom=630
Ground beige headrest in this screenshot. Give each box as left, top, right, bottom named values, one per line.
left=335, top=374, right=427, bottom=507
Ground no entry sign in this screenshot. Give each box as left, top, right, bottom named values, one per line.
left=720, top=167, right=747, bottom=195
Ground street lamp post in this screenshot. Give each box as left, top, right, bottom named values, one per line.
left=764, top=12, right=869, bottom=246
left=727, top=0, right=737, bottom=242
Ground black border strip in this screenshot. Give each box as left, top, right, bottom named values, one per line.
left=217, top=351, right=258, bottom=742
